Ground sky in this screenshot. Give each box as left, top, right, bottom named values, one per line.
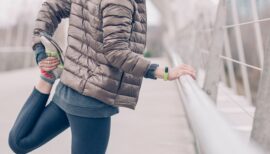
left=0, top=0, right=19, bottom=27
left=0, top=0, right=222, bottom=28
left=0, top=0, right=42, bottom=27
left=0, top=0, right=160, bottom=28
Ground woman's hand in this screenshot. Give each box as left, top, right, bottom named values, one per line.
left=155, top=64, right=196, bottom=81
left=169, top=64, right=196, bottom=80
left=38, top=57, right=60, bottom=72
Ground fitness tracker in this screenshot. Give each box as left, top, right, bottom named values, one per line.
left=164, top=67, right=169, bottom=81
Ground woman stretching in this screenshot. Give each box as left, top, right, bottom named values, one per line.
left=8, top=0, right=196, bottom=154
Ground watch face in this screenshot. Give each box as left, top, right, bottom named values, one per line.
left=165, top=67, right=169, bottom=73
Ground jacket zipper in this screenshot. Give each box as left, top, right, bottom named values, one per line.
left=117, top=72, right=125, bottom=93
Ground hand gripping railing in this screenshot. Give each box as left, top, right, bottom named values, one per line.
left=167, top=49, right=263, bottom=154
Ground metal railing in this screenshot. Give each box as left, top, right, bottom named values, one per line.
left=153, top=0, right=270, bottom=152
left=155, top=0, right=270, bottom=144
left=167, top=48, right=263, bottom=154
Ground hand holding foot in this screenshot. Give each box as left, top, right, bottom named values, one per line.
left=38, top=57, right=60, bottom=84
left=34, top=33, right=64, bottom=85
left=38, top=57, right=60, bottom=72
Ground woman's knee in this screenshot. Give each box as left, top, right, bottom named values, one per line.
left=8, top=130, right=28, bottom=154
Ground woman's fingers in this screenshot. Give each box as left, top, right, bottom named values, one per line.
left=180, top=70, right=196, bottom=80
left=38, top=57, right=60, bottom=71
left=39, top=60, right=60, bottom=67
left=178, top=65, right=196, bottom=80
left=39, top=62, right=60, bottom=69
left=180, top=64, right=196, bottom=73
left=41, top=66, right=57, bottom=72
left=39, top=63, right=58, bottom=69
left=40, top=57, right=59, bottom=65
left=184, top=67, right=196, bottom=76
left=42, top=57, right=58, bottom=62
left=41, top=57, right=59, bottom=64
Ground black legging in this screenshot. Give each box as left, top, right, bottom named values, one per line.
left=9, top=88, right=111, bottom=154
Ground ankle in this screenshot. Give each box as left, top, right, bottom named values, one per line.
left=35, top=79, right=53, bottom=94
left=40, top=70, right=56, bottom=84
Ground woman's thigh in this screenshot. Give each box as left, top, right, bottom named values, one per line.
left=67, top=114, right=111, bottom=154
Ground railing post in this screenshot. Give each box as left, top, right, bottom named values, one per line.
left=251, top=38, right=270, bottom=152
left=230, top=0, right=252, bottom=103
left=203, top=0, right=227, bottom=102
left=250, top=0, right=264, bottom=68
left=224, top=30, right=237, bottom=92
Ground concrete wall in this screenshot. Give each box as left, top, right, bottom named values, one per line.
left=0, top=19, right=68, bottom=72
left=0, top=51, right=35, bottom=72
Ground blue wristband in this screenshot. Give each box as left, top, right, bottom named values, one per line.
left=144, top=64, right=159, bottom=80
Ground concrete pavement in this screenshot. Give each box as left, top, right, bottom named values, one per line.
left=0, top=57, right=196, bottom=154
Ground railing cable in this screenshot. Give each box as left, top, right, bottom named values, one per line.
left=200, top=49, right=262, bottom=71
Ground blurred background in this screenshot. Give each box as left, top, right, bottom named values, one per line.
left=0, top=0, right=163, bottom=71
left=1, top=0, right=270, bottom=154
left=2, top=0, right=270, bottom=102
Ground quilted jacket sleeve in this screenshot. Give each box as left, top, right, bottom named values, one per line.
left=32, top=0, right=71, bottom=48
left=101, top=0, right=151, bottom=77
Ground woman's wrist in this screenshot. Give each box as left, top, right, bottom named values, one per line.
left=154, top=66, right=166, bottom=79
left=144, top=64, right=159, bottom=80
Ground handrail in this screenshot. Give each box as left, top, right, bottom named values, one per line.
left=167, top=49, right=263, bottom=154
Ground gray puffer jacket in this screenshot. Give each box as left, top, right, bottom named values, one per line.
left=33, top=0, right=150, bottom=109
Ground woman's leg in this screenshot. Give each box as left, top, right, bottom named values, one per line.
left=9, top=80, right=69, bottom=154
left=35, top=78, right=54, bottom=94
left=66, top=114, right=111, bottom=154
